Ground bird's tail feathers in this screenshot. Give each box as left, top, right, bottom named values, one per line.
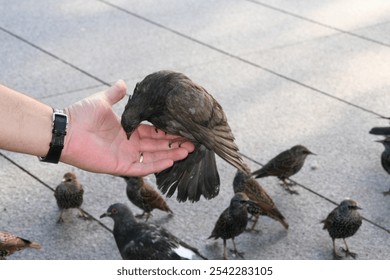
left=22, top=238, right=42, bottom=249
left=251, top=168, right=267, bottom=178
left=156, top=147, right=220, bottom=202
left=177, top=240, right=208, bottom=260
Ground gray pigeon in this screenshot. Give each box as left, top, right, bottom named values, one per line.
left=100, top=203, right=207, bottom=260
left=121, top=70, right=246, bottom=202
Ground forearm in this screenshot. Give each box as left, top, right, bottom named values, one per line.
left=0, top=84, right=53, bottom=158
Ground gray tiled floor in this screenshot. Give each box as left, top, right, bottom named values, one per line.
left=1, top=0, right=389, bottom=260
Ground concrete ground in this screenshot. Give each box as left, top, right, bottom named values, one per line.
left=1, top=0, right=389, bottom=260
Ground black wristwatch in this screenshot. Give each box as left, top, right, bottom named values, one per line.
left=39, top=109, right=68, bottom=163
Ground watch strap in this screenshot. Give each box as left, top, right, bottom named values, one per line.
left=39, top=109, right=68, bottom=163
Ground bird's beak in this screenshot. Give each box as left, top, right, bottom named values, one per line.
left=99, top=212, right=110, bottom=219
left=123, top=127, right=136, bottom=140
left=356, top=206, right=362, bottom=210
left=375, top=139, right=385, bottom=143
left=309, top=151, right=317, bottom=155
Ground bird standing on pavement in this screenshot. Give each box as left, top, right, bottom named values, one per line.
left=251, top=145, right=315, bottom=194
left=100, top=203, right=207, bottom=260
left=54, top=172, right=88, bottom=223
left=121, top=176, right=173, bottom=221
left=321, top=199, right=362, bottom=259
left=374, top=137, right=390, bottom=196
left=233, top=168, right=289, bottom=230
left=121, top=70, right=246, bottom=202
left=0, top=231, right=41, bottom=260
left=369, top=126, right=390, bottom=136
left=208, top=192, right=257, bottom=260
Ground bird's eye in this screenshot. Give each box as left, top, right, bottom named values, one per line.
left=112, top=208, right=118, bottom=214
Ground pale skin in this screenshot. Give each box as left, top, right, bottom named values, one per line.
left=0, top=80, right=194, bottom=176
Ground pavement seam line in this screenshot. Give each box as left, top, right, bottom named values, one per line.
left=0, top=152, right=113, bottom=233
left=96, top=0, right=385, bottom=118
left=1, top=2, right=388, bottom=235
left=0, top=26, right=111, bottom=87
left=244, top=0, right=390, bottom=48
left=239, top=152, right=390, bottom=234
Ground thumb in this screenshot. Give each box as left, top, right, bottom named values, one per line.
left=104, top=80, right=127, bottom=105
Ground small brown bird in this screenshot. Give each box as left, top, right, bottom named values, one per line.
left=321, top=199, right=362, bottom=259
left=121, top=70, right=246, bottom=202
left=0, top=231, right=41, bottom=260
left=251, top=145, right=315, bottom=194
left=54, top=172, right=88, bottom=223
left=121, top=176, right=173, bottom=221
left=208, top=192, right=257, bottom=260
left=375, top=137, right=390, bottom=196
left=233, top=168, right=289, bottom=231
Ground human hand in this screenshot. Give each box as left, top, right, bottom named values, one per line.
left=61, top=80, right=194, bottom=176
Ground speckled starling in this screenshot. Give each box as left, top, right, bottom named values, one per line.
left=54, top=172, right=88, bottom=223
left=121, top=70, right=246, bottom=202
left=251, top=145, right=315, bottom=194
left=208, top=192, right=257, bottom=260
left=100, top=203, right=207, bottom=260
left=121, top=176, right=173, bottom=221
left=375, top=137, right=390, bottom=196
left=321, top=199, right=362, bottom=259
left=0, top=231, right=41, bottom=260
left=233, top=168, right=289, bottom=230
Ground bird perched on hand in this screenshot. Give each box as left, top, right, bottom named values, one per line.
left=0, top=231, right=41, bottom=260
left=121, top=70, right=246, bottom=202
left=100, top=203, right=207, bottom=260
left=251, top=145, right=315, bottom=194
left=208, top=192, right=257, bottom=260
left=121, top=176, right=173, bottom=221
left=321, top=199, right=362, bottom=259
left=54, top=172, right=88, bottom=223
left=233, top=168, right=289, bottom=231
left=374, top=137, right=390, bottom=196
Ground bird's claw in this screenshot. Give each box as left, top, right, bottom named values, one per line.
left=332, top=252, right=343, bottom=260
left=245, top=227, right=261, bottom=234
left=135, top=212, right=151, bottom=221
left=279, top=183, right=299, bottom=195
left=77, top=209, right=89, bottom=220
left=383, top=189, right=390, bottom=196
left=230, top=249, right=245, bottom=259
left=168, top=137, right=188, bottom=148
left=340, top=247, right=357, bottom=259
